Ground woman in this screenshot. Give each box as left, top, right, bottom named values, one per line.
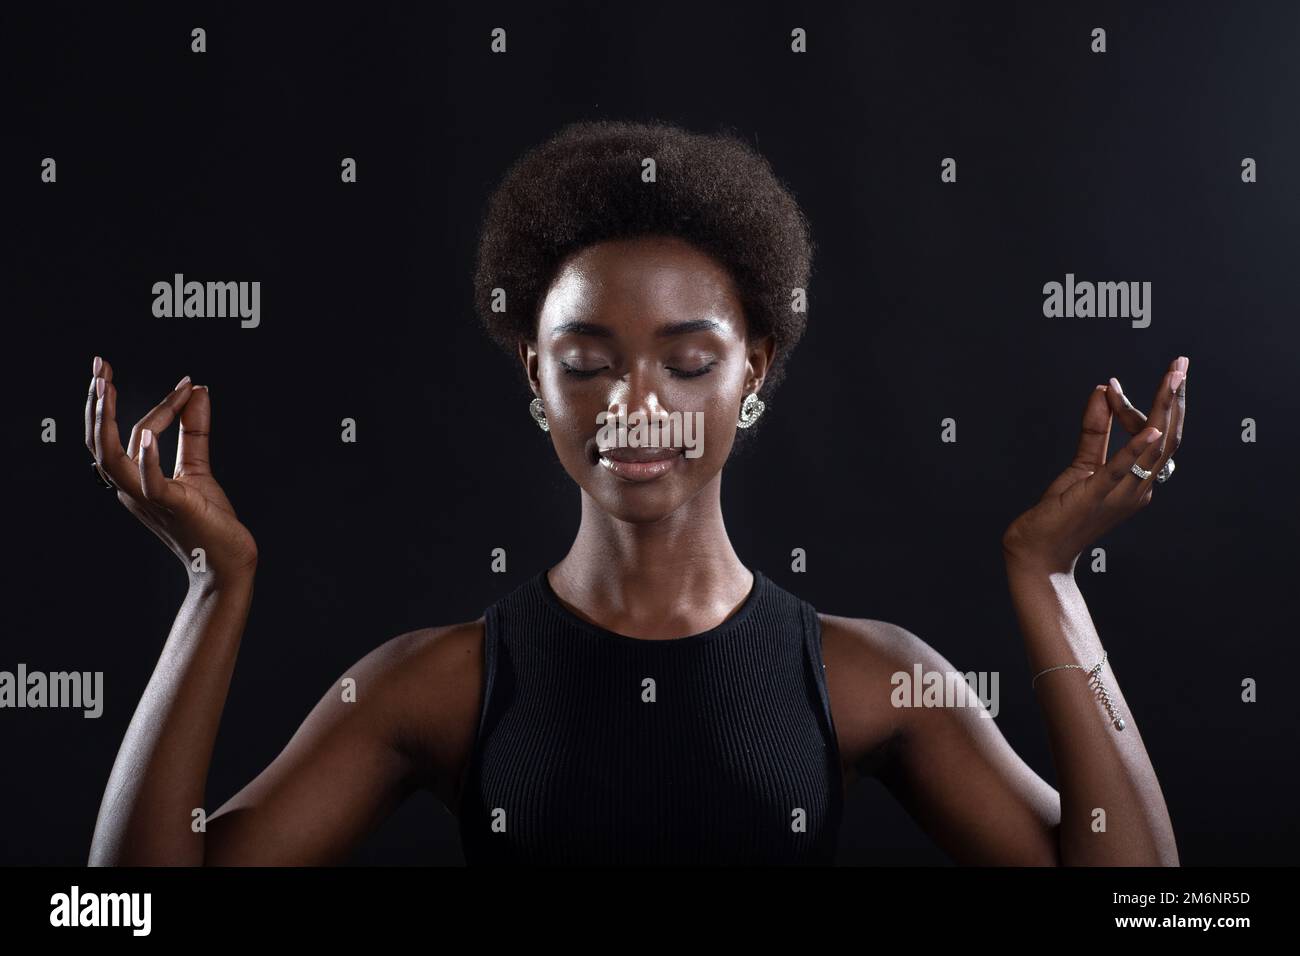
left=86, top=120, right=1183, bottom=866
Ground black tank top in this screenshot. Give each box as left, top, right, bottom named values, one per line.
left=457, top=568, right=845, bottom=865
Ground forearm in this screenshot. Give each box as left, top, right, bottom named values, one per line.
left=1005, top=560, right=1179, bottom=865
left=89, top=571, right=255, bottom=866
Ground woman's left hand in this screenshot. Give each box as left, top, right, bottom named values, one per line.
left=1001, top=355, right=1188, bottom=576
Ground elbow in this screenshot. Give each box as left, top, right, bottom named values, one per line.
left=1033, top=820, right=1063, bottom=866
left=1050, top=828, right=1182, bottom=867
left=88, top=835, right=204, bottom=867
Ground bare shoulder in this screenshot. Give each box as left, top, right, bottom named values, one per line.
left=816, top=613, right=949, bottom=784
left=360, top=618, right=486, bottom=816
left=200, top=619, right=485, bottom=864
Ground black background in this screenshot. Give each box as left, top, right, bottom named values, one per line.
left=4, top=1, right=1297, bottom=865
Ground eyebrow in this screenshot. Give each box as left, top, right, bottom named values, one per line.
left=550, top=318, right=724, bottom=339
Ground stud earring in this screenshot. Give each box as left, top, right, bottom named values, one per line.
left=737, top=392, right=766, bottom=429
left=529, top=397, right=550, bottom=432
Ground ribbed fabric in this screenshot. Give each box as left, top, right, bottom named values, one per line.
left=457, top=569, right=844, bottom=865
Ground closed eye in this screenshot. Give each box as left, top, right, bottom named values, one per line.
left=667, top=362, right=717, bottom=379
left=559, top=362, right=606, bottom=379
left=560, top=361, right=719, bottom=380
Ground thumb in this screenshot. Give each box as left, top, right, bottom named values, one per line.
left=1071, top=385, right=1113, bottom=471
left=175, top=384, right=211, bottom=478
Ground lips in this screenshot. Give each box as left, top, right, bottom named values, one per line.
left=595, top=444, right=685, bottom=482
left=598, top=446, right=682, bottom=463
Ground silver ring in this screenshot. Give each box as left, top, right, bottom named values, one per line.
left=1130, top=462, right=1153, bottom=481
left=1155, top=457, right=1175, bottom=483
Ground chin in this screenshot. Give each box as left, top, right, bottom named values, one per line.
left=591, top=485, right=688, bottom=524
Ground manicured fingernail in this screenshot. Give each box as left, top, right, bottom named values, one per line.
left=1169, top=370, right=1185, bottom=393
left=141, top=428, right=153, bottom=450
left=175, top=375, right=191, bottom=390
left=96, top=377, right=104, bottom=398
left=192, top=384, right=208, bottom=393
left=1108, top=376, right=1123, bottom=396
left=1145, top=428, right=1162, bottom=443
left=93, top=356, right=102, bottom=376
left=1176, top=356, right=1189, bottom=373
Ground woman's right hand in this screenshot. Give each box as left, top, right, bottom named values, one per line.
left=85, top=356, right=258, bottom=586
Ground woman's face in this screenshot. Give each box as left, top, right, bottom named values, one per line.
left=521, top=234, right=773, bottom=523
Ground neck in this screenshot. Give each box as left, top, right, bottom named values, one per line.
left=550, top=473, right=751, bottom=618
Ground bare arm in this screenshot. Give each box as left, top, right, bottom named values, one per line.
left=88, top=574, right=458, bottom=865
left=198, top=623, right=466, bottom=866
left=843, top=562, right=1178, bottom=865
left=90, top=574, right=256, bottom=865
left=1003, top=564, right=1177, bottom=865
left=827, top=357, right=1187, bottom=865
left=84, top=357, right=479, bottom=865
left=825, top=615, right=1064, bottom=865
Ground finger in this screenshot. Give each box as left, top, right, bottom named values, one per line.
left=1092, top=424, right=1163, bottom=507
left=126, top=376, right=194, bottom=460
left=84, top=355, right=103, bottom=454
left=175, top=385, right=212, bottom=478
left=1072, top=385, right=1114, bottom=470
left=1144, top=357, right=1184, bottom=462
left=136, top=428, right=184, bottom=511
left=1105, top=424, right=1168, bottom=510
left=93, top=372, right=134, bottom=492
left=1103, top=376, right=1149, bottom=436
left=1154, top=357, right=1188, bottom=475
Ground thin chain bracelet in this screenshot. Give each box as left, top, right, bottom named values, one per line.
left=1031, top=651, right=1126, bottom=731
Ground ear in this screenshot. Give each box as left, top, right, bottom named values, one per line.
left=517, top=338, right=541, bottom=397
left=744, top=334, right=776, bottom=394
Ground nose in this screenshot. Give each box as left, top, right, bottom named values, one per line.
left=606, top=363, right=670, bottom=424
